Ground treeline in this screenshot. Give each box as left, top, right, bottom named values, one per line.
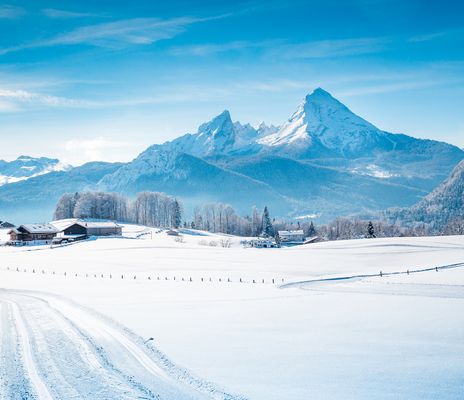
left=54, top=191, right=182, bottom=228
left=192, top=205, right=274, bottom=237
left=299, top=217, right=464, bottom=241
left=54, top=192, right=279, bottom=237
left=54, top=191, right=464, bottom=240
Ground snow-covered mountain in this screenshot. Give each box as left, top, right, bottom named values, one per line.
left=1, top=88, right=463, bottom=223
left=387, top=160, right=464, bottom=230
left=159, top=110, right=278, bottom=158
left=256, top=89, right=463, bottom=187
left=258, top=88, right=396, bottom=158
left=154, top=88, right=463, bottom=186
left=0, top=162, right=121, bottom=223
left=0, top=156, right=70, bottom=186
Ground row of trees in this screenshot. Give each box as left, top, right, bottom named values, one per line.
left=54, top=191, right=464, bottom=240
left=54, top=192, right=278, bottom=237
left=191, top=205, right=276, bottom=237
left=54, top=191, right=182, bottom=229
left=304, top=217, right=463, bottom=241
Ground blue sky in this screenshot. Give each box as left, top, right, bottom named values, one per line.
left=1, top=0, right=463, bottom=165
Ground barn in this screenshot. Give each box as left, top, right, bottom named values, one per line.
left=52, top=219, right=122, bottom=238
left=79, top=220, right=122, bottom=236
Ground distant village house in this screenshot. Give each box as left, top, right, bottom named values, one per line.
left=278, top=230, right=305, bottom=243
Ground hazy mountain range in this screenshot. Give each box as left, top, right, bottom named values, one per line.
left=0, top=156, right=70, bottom=186
left=385, top=160, right=464, bottom=230
left=1, top=88, right=463, bottom=223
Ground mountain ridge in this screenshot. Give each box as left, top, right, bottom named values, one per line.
left=385, top=160, right=464, bottom=230
left=1, top=88, right=462, bottom=223
left=0, top=155, right=71, bottom=186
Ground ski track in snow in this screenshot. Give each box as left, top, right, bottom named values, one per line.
left=281, top=262, right=464, bottom=295
left=0, top=289, right=245, bottom=400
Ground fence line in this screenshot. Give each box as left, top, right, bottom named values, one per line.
left=280, top=262, right=464, bottom=289
left=0, top=266, right=284, bottom=285
left=3, top=262, right=463, bottom=288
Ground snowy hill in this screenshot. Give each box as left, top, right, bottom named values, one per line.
left=1, top=232, right=464, bottom=399
left=0, top=155, right=70, bottom=186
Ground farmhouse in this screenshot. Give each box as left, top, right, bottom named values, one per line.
left=52, top=219, right=122, bottom=238
left=8, top=224, right=59, bottom=244
left=278, top=230, right=305, bottom=243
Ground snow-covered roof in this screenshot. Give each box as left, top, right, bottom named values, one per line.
left=50, top=218, right=80, bottom=231
left=81, top=220, right=121, bottom=229
left=51, top=218, right=121, bottom=231
left=20, top=223, right=59, bottom=234
left=278, top=230, right=304, bottom=235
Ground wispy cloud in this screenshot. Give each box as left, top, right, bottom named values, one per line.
left=0, top=4, right=25, bottom=19
left=409, top=31, right=449, bottom=43
left=0, top=14, right=227, bottom=55
left=275, top=37, right=390, bottom=59
left=0, top=88, right=88, bottom=110
left=43, top=17, right=196, bottom=47
left=169, top=40, right=257, bottom=56
left=408, top=27, right=464, bottom=43
left=0, top=85, right=222, bottom=111
left=42, top=8, right=106, bottom=19
left=170, top=37, right=389, bottom=59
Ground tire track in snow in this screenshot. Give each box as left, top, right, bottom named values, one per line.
left=10, top=293, right=153, bottom=400
left=0, top=301, right=39, bottom=400
left=0, top=289, right=246, bottom=400
left=6, top=299, right=54, bottom=400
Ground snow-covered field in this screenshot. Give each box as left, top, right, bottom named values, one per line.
left=1, top=227, right=463, bottom=399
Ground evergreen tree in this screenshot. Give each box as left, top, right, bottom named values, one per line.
left=172, top=199, right=182, bottom=229
left=307, top=221, right=316, bottom=237
left=367, top=221, right=376, bottom=238
left=261, top=206, right=274, bottom=237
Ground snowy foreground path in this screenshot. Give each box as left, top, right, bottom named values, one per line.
left=0, top=289, right=244, bottom=400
